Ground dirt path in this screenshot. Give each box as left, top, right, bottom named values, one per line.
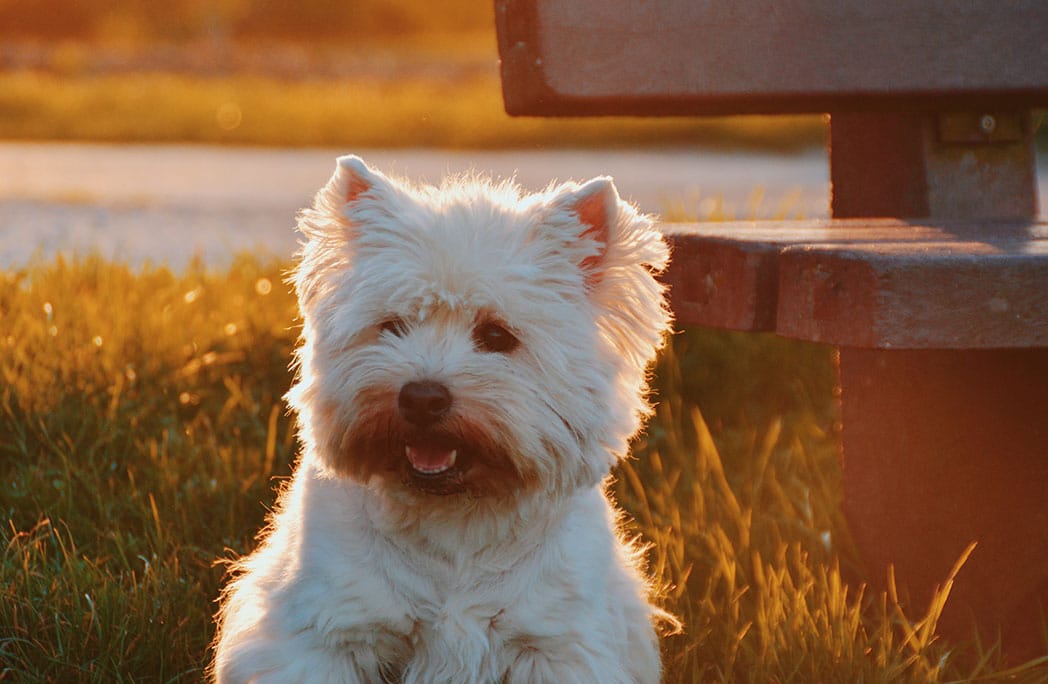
left=0, top=143, right=829, bottom=268
left=2, top=142, right=1042, bottom=269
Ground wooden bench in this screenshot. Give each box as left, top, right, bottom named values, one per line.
left=495, top=0, right=1048, bottom=659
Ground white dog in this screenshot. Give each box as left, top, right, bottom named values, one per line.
left=211, top=156, right=676, bottom=683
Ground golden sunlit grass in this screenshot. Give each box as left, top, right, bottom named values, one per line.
left=3, top=254, right=1047, bottom=682
left=1, top=255, right=297, bottom=682
left=0, top=1, right=829, bottom=150
left=0, top=65, right=825, bottom=150
left=0, top=0, right=832, bottom=152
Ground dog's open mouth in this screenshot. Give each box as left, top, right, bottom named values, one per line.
left=404, top=441, right=468, bottom=495
left=406, top=444, right=457, bottom=475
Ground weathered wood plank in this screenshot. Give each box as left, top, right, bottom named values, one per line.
left=661, top=220, right=1048, bottom=348
left=496, top=0, right=1048, bottom=115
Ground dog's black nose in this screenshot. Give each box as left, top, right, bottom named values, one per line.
left=398, top=381, right=452, bottom=426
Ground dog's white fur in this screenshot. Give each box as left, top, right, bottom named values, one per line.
left=211, top=156, right=675, bottom=683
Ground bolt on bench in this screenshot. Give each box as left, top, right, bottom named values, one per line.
left=495, top=0, right=1048, bottom=659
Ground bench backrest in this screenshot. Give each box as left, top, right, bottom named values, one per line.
left=496, top=0, right=1048, bottom=115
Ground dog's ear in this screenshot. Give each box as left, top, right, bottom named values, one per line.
left=546, top=177, right=619, bottom=286
left=301, top=155, right=402, bottom=242
left=571, top=177, right=616, bottom=275
left=296, top=156, right=404, bottom=307
left=331, top=155, right=394, bottom=205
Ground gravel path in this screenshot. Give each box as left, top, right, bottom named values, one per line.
left=2, top=142, right=1042, bottom=270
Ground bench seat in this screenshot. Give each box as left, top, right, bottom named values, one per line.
left=663, top=220, right=1048, bottom=348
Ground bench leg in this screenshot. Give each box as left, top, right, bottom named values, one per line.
left=839, top=347, right=1048, bottom=659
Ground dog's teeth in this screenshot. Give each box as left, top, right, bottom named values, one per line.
left=406, top=445, right=457, bottom=474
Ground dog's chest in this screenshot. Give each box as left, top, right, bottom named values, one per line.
left=324, top=495, right=591, bottom=680
left=364, top=571, right=540, bottom=682
left=382, top=587, right=512, bottom=677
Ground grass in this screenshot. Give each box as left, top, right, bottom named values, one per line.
left=2, top=254, right=1047, bottom=682
left=0, top=255, right=297, bottom=681
left=0, top=38, right=826, bottom=151
left=0, top=69, right=825, bottom=151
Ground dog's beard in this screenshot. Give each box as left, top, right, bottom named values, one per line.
left=323, top=399, right=539, bottom=499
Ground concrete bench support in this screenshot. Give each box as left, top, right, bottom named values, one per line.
left=840, top=348, right=1048, bottom=656
left=831, top=111, right=1038, bottom=220
left=831, top=110, right=1046, bottom=657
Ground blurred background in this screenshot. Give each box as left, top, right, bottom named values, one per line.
left=0, top=0, right=824, bottom=149
left=0, top=0, right=840, bottom=268
left=1, top=0, right=1043, bottom=268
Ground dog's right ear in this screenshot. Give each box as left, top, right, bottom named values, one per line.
left=296, top=157, right=397, bottom=306
left=328, top=155, right=395, bottom=206
left=302, top=156, right=401, bottom=242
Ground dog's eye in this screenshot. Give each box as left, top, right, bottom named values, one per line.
left=379, top=318, right=407, bottom=337
left=473, top=322, right=519, bottom=353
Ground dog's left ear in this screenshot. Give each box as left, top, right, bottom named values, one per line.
left=547, top=177, right=619, bottom=286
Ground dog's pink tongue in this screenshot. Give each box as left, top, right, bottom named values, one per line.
left=406, top=445, right=457, bottom=474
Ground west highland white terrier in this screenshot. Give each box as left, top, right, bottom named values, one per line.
left=211, top=156, right=676, bottom=683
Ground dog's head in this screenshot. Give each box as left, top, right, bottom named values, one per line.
left=288, top=156, right=671, bottom=503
